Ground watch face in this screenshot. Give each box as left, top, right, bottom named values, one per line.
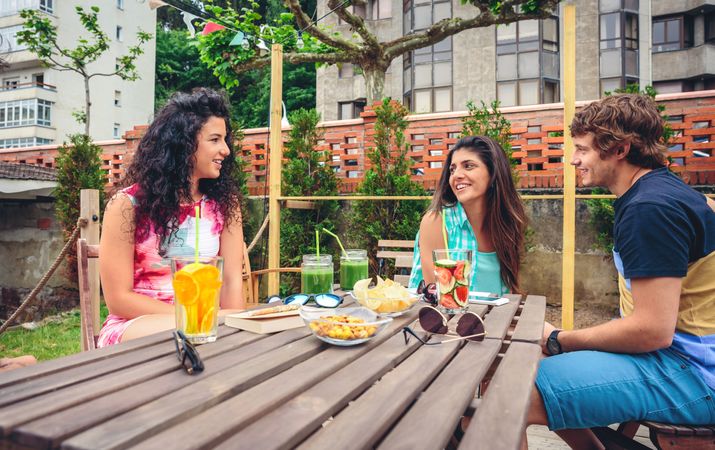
left=547, top=339, right=559, bottom=355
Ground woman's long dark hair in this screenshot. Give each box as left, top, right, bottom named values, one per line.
left=429, top=136, right=528, bottom=292
left=119, top=88, right=242, bottom=254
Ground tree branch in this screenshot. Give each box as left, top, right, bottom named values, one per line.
left=383, top=0, right=560, bottom=59
left=283, top=0, right=358, bottom=52
left=327, top=0, right=380, bottom=49
left=227, top=50, right=356, bottom=76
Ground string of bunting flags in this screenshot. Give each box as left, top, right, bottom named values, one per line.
left=147, top=0, right=352, bottom=52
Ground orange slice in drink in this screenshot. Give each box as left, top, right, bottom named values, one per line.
left=173, top=272, right=199, bottom=306
left=201, top=306, right=215, bottom=333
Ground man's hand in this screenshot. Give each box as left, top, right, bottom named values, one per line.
left=541, top=321, right=557, bottom=354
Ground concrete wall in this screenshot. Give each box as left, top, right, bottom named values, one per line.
left=0, top=199, right=75, bottom=323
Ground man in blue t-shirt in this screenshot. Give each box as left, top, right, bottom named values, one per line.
left=525, top=94, right=715, bottom=449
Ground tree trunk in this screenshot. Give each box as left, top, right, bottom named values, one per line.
left=364, top=67, right=386, bottom=104
left=84, top=76, right=91, bottom=136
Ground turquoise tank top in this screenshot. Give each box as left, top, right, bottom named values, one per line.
left=408, top=203, right=508, bottom=295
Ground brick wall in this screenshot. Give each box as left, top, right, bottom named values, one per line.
left=1, top=92, right=713, bottom=194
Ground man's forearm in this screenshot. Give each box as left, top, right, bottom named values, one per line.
left=558, top=315, right=672, bottom=354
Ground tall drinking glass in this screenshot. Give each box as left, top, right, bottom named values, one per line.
left=171, top=256, right=223, bottom=344
left=340, top=249, right=368, bottom=290
left=431, top=249, right=473, bottom=313
left=301, top=254, right=333, bottom=294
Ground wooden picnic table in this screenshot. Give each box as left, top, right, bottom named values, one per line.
left=0, top=294, right=546, bottom=450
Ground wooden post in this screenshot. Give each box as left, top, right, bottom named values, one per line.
left=561, top=3, right=576, bottom=331
left=267, top=43, right=283, bottom=295
left=80, top=189, right=100, bottom=351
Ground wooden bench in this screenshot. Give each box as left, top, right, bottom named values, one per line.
left=376, top=239, right=415, bottom=286
left=594, top=421, right=715, bottom=450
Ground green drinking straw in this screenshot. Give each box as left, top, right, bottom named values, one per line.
left=195, top=205, right=200, bottom=263
left=322, top=228, right=347, bottom=257
left=315, top=229, right=320, bottom=257
left=441, top=209, right=449, bottom=250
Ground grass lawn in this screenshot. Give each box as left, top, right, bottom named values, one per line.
left=0, top=304, right=109, bottom=361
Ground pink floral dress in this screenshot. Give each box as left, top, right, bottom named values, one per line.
left=97, top=184, right=223, bottom=347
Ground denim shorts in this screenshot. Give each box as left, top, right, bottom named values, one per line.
left=535, top=348, right=715, bottom=430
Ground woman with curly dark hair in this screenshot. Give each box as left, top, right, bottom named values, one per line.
left=408, top=135, right=528, bottom=295
left=97, top=88, right=245, bottom=346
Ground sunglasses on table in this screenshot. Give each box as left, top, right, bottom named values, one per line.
left=403, top=305, right=486, bottom=346
left=266, top=293, right=343, bottom=308
left=173, top=330, right=204, bottom=375
left=417, top=279, right=438, bottom=306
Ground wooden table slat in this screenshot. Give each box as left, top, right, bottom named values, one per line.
left=459, top=342, right=542, bottom=450
left=482, top=297, right=520, bottom=341
left=511, top=295, right=546, bottom=343
left=0, top=332, right=171, bottom=390
left=12, top=328, right=310, bottom=450
left=59, top=331, right=321, bottom=450
left=378, top=339, right=502, bottom=450
left=286, top=339, right=463, bottom=450
left=1, top=330, right=263, bottom=438
left=129, top=310, right=421, bottom=450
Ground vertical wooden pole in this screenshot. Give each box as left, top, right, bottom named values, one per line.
left=267, top=43, right=283, bottom=295
left=561, top=3, right=576, bottom=331
left=80, top=189, right=100, bottom=351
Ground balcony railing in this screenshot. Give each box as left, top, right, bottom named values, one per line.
left=0, top=81, right=56, bottom=92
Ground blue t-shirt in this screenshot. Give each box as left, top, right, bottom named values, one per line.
left=613, top=167, right=715, bottom=389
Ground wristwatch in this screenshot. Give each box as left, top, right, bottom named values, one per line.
left=546, top=329, right=563, bottom=355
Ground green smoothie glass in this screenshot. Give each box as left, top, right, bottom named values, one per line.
left=301, top=254, right=334, bottom=294
left=340, top=249, right=369, bottom=291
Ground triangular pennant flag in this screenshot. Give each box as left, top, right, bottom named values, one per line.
left=229, top=31, right=245, bottom=46
left=182, top=12, right=199, bottom=37
left=202, top=22, right=225, bottom=35
left=148, top=0, right=167, bottom=10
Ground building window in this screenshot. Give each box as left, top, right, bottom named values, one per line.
left=338, top=100, right=366, bottom=120
left=113, top=123, right=121, bottom=139
left=599, top=0, right=639, bottom=94
left=33, top=73, right=45, bottom=87
left=0, top=137, right=52, bottom=149
left=117, top=0, right=124, bottom=10
left=116, top=26, right=123, bottom=42
left=706, top=12, right=715, bottom=43
left=370, top=0, right=392, bottom=20
left=496, top=16, right=560, bottom=106
left=114, top=90, right=122, bottom=107
left=3, top=77, right=19, bottom=90
left=0, top=99, right=53, bottom=128
left=39, top=0, right=53, bottom=13
left=653, top=16, right=692, bottom=52
left=403, top=1, right=453, bottom=113
left=0, top=25, right=27, bottom=53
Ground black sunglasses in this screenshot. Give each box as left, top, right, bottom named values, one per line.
left=417, top=279, right=438, bottom=306
left=173, top=330, right=204, bottom=375
left=266, top=293, right=343, bottom=308
left=403, top=306, right=486, bottom=345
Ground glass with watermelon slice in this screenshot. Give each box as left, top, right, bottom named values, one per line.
left=431, top=249, right=473, bottom=313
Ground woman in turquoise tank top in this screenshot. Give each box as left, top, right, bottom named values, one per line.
left=409, top=136, right=528, bottom=295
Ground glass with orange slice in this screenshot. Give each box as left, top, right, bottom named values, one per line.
left=171, top=256, right=223, bottom=344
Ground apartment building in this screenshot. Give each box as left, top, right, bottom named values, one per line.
left=316, top=0, right=715, bottom=121
left=0, top=0, right=156, bottom=148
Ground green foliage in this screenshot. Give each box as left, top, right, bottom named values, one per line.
left=280, top=108, right=340, bottom=294
left=0, top=304, right=108, bottom=361
left=53, top=134, right=106, bottom=282
left=349, top=99, right=428, bottom=277
left=155, top=26, right=315, bottom=127
left=461, top=99, right=518, bottom=180
left=461, top=0, right=548, bottom=14
left=584, top=188, right=615, bottom=254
